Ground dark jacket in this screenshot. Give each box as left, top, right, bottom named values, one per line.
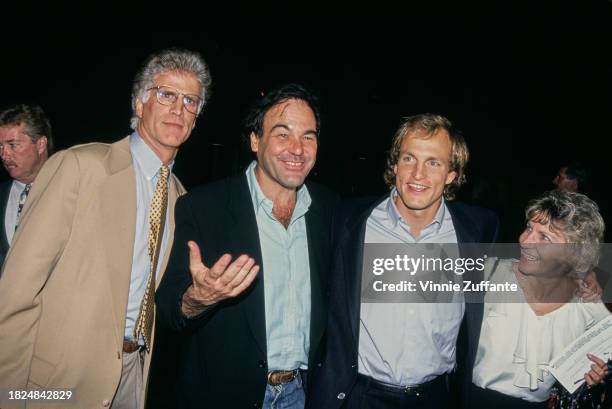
left=0, top=180, right=12, bottom=269
left=307, top=196, right=499, bottom=409
left=154, top=173, right=338, bottom=409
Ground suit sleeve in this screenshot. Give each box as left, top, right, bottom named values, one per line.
left=0, top=150, right=80, bottom=394
left=156, top=194, right=217, bottom=333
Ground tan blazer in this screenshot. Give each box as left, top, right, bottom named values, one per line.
left=0, top=137, right=185, bottom=409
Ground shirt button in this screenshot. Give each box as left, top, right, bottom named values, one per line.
left=102, top=399, right=111, bottom=407
left=257, top=359, right=267, bottom=368
left=337, top=392, right=346, bottom=400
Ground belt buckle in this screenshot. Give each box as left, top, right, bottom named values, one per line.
left=122, top=339, right=141, bottom=353
left=267, top=369, right=298, bottom=386
left=402, top=385, right=421, bottom=396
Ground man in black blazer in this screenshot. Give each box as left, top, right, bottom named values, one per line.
left=0, top=104, right=53, bottom=268
left=308, top=114, right=499, bottom=409
left=155, top=84, right=337, bottom=409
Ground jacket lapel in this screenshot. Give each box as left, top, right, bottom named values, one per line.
left=447, top=202, right=487, bottom=369
left=98, top=137, right=136, bottom=348
left=227, top=175, right=267, bottom=356
left=345, top=197, right=385, bottom=344
left=447, top=204, right=478, bottom=245
left=0, top=182, right=11, bottom=257
left=305, top=190, right=327, bottom=359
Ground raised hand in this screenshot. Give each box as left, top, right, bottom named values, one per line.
left=181, top=241, right=260, bottom=317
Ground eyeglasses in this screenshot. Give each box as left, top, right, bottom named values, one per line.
left=147, top=85, right=203, bottom=115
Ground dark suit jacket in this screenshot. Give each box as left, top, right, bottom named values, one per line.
left=155, top=173, right=338, bottom=409
left=307, top=195, right=499, bottom=409
left=0, top=180, right=12, bottom=269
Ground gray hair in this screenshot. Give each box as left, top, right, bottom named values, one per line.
left=525, top=190, right=605, bottom=274
left=130, top=48, right=212, bottom=130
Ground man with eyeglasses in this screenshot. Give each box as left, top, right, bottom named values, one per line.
left=0, top=48, right=214, bottom=409
left=0, top=104, right=53, bottom=269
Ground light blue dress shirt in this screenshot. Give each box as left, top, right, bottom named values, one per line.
left=246, top=161, right=312, bottom=371
left=358, top=189, right=464, bottom=385
left=124, top=132, right=173, bottom=342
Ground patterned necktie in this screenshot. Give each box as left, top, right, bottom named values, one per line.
left=134, top=165, right=169, bottom=352
left=15, top=183, right=32, bottom=231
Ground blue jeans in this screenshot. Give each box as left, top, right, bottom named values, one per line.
left=262, top=371, right=306, bottom=409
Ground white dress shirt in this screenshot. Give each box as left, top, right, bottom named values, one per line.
left=473, top=258, right=611, bottom=402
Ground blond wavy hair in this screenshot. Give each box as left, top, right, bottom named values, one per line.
left=383, top=113, right=469, bottom=200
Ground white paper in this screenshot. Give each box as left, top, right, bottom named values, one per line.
left=549, top=315, right=612, bottom=394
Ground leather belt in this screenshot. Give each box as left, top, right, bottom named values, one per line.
left=267, top=369, right=300, bottom=386
left=357, top=373, right=448, bottom=397
left=122, top=339, right=142, bottom=353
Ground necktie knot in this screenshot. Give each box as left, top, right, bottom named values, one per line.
left=159, top=165, right=169, bottom=180
left=20, top=183, right=32, bottom=202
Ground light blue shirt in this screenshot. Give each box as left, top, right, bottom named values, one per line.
left=124, top=132, right=173, bottom=341
left=245, top=161, right=312, bottom=371
left=358, top=189, right=464, bottom=385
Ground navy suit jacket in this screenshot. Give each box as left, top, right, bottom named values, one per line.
left=155, top=173, right=338, bottom=409
left=0, top=180, right=12, bottom=269
left=307, top=195, right=499, bottom=409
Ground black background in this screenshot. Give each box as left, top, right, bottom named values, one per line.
left=2, top=3, right=611, bottom=242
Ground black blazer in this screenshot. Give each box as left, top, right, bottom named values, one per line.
left=155, top=173, right=338, bottom=409
left=307, top=195, right=499, bottom=409
left=0, top=180, right=12, bottom=269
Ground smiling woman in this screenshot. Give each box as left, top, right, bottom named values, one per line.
left=468, top=190, right=610, bottom=409
left=515, top=218, right=576, bottom=303
left=522, top=190, right=604, bottom=277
